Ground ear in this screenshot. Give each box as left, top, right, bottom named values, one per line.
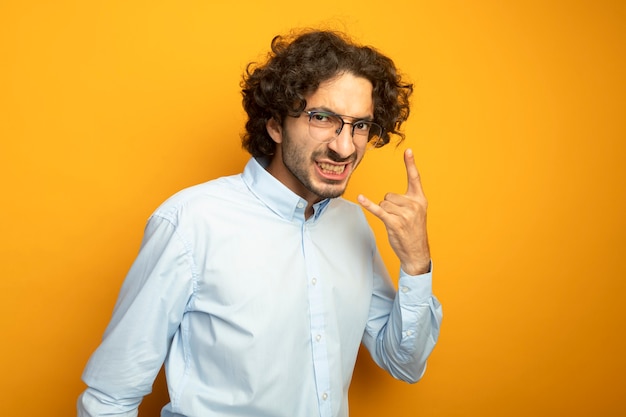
left=266, top=118, right=283, bottom=144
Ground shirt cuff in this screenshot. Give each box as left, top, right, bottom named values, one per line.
left=398, top=261, right=433, bottom=303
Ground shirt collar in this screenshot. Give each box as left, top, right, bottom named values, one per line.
left=242, top=157, right=330, bottom=222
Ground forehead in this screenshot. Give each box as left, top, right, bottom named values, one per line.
left=306, top=72, right=374, bottom=118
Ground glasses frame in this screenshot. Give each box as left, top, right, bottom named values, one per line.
left=301, top=110, right=385, bottom=148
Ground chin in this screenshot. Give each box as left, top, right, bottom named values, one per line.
left=312, top=182, right=348, bottom=200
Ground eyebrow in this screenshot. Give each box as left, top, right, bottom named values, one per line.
left=307, top=106, right=374, bottom=121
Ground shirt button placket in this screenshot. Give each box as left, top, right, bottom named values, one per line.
left=302, top=223, right=331, bottom=416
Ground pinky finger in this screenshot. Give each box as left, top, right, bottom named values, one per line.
left=357, top=194, right=387, bottom=221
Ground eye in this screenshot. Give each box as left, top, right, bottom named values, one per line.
left=309, top=111, right=338, bottom=127
left=353, top=121, right=372, bottom=132
left=313, top=112, right=330, bottom=122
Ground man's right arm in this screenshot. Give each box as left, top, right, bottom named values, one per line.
left=78, top=214, right=195, bottom=416
left=78, top=387, right=142, bottom=417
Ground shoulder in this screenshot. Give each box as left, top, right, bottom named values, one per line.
left=150, top=173, right=246, bottom=225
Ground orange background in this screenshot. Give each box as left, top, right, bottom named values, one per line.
left=1, top=1, right=625, bottom=416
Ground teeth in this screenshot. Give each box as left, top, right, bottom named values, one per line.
left=318, top=162, right=345, bottom=174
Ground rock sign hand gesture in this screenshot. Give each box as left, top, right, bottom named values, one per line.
left=358, top=149, right=431, bottom=276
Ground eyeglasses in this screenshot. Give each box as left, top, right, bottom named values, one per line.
left=301, top=110, right=385, bottom=149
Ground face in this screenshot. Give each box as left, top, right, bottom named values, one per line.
left=266, top=72, right=374, bottom=206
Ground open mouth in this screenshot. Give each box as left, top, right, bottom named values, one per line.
left=317, top=162, right=347, bottom=175
left=315, top=160, right=352, bottom=182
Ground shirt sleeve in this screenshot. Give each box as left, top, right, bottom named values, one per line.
left=361, top=248, right=443, bottom=383
left=77, top=214, right=195, bottom=416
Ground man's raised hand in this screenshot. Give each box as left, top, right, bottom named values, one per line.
left=357, top=148, right=431, bottom=275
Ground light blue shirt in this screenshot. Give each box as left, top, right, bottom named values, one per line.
left=78, top=157, right=442, bottom=417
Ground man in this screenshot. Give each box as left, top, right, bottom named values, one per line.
left=78, top=29, right=442, bottom=417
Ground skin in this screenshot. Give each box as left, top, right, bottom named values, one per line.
left=266, top=72, right=431, bottom=276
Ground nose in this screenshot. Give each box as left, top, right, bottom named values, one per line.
left=328, top=124, right=356, bottom=158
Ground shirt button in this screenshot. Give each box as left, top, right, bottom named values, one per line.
left=401, top=286, right=410, bottom=293
left=311, top=277, right=317, bottom=285
left=297, top=201, right=305, bottom=209
left=322, top=393, right=328, bottom=400
left=316, top=334, right=322, bottom=342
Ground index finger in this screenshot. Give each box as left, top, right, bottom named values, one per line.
left=404, top=148, right=424, bottom=197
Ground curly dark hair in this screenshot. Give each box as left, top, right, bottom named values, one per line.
left=240, top=29, right=413, bottom=157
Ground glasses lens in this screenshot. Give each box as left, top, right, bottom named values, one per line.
left=308, top=112, right=342, bottom=143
